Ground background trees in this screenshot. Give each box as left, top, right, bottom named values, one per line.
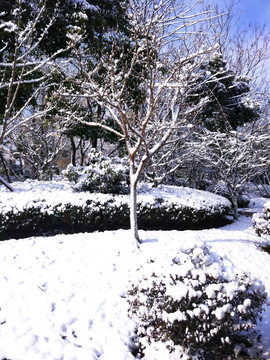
left=143, top=2, right=270, bottom=212
left=185, top=53, right=260, bottom=131
left=0, top=0, right=269, bottom=237
left=182, top=123, right=269, bottom=219
left=0, top=0, right=128, bottom=181
left=0, top=0, right=72, bottom=183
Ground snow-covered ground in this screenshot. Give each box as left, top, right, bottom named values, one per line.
left=0, top=182, right=269, bottom=359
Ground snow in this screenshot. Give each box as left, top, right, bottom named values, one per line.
left=0, top=180, right=231, bottom=215
left=0, top=21, right=17, bottom=32
left=71, top=0, right=99, bottom=11
left=214, top=303, right=232, bottom=320
left=0, top=181, right=269, bottom=359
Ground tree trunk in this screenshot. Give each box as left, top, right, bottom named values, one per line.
left=0, top=153, right=11, bottom=183
left=0, top=176, right=14, bottom=191
left=129, top=159, right=140, bottom=246
left=231, top=193, right=238, bottom=220
left=70, top=137, right=76, bottom=166
left=79, top=139, right=85, bottom=166
left=91, top=137, right=98, bottom=150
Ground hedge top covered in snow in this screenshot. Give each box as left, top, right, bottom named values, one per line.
left=0, top=180, right=231, bottom=215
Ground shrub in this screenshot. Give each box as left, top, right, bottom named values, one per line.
left=0, top=197, right=231, bottom=240
left=0, top=201, right=130, bottom=240
left=127, top=244, right=267, bottom=359
left=63, top=150, right=129, bottom=194
left=253, top=201, right=270, bottom=237
left=0, top=183, right=232, bottom=240
left=137, top=198, right=230, bottom=230
left=207, top=182, right=250, bottom=208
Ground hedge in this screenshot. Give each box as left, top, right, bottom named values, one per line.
left=0, top=197, right=231, bottom=240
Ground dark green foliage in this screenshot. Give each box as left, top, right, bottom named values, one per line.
left=0, top=0, right=20, bottom=60
left=0, top=197, right=231, bottom=240
left=0, top=0, right=127, bottom=58
left=63, top=151, right=130, bottom=194
left=186, top=53, right=260, bottom=131
left=0, top=0, right=59, bottom=123
left=127, top=246, right=267, bottom=359
left=35, top=0, right=83, bottom=56
left=63, top=115, right=123, bottom=151
left=83, top=0, right=129, bottom=49
left=137, top=198, right=230, bottom=230
left=0, top=201, right=130, bottom=240
left=77, top=168, right=128, bottom=194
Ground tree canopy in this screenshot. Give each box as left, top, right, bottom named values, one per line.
left=186, top=53, right=260, bottom=131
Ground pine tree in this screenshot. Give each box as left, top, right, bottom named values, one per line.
left=186, top=53, right=260, bottom=131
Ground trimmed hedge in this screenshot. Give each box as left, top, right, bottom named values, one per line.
left=137, top=198, right=230, bottom=230
left=0, top=197, right=231, bottom=240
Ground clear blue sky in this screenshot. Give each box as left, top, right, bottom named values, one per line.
left=236, top=0, right=270, bottom=27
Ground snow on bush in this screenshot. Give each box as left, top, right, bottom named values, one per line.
left=253, top=200, right=270, bottom=238
left=63, top=150, right=129, bottom=194
left=207, top=181, right=250, bottom=208
left=0, top=196, right=230, bottom=240
left=0, top=179, right=231, bottom=239
left=127, top=244, right=267, bottom=359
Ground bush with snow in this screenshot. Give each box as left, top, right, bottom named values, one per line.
left=0, top=200, right=130, bottom=240
left=63, top=150, right=129, bottom=194
left=127, top=244, right=267, bottom=359
left=0, top=181, right=231, bottom=240
left=253, top=200, right=270, bottom=238
left=0, top=198, right=230, bottom=240
left=207, top=182, right=250, bottom=208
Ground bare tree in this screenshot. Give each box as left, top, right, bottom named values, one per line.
left=144, top=2, right=270, bottom=201
left=11, top=117, right=68, bottom=180
left=0, top=0, right=70, bottom=188
left=205, top=0, right=270, bottom=100
left=225, top=24, right=270, bottom=98
left=182, top=122, right=270, bottom=219
left=61, top=0, right=225, bottom=245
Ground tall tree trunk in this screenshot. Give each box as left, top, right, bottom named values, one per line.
left=79, top=139, right=85, bottom=166
left=70, top=137, right=76, bottom=166
left=129, top=158, right=140, bottom=246
left=227, top=184, right=238, bottom=220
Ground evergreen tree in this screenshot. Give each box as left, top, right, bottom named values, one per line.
left=186, top=53, right=260, bottom=131
left=0, top=0, right=130, bottom=177
left=60, top=0, right=143, bottom=155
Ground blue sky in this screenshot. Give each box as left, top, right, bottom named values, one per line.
left=236, top=0, right=270, bottom=27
